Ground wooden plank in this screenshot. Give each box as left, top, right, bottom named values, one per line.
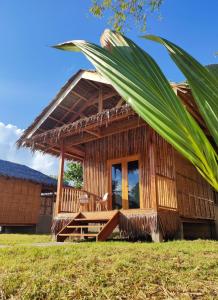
left=97, top=211, right=120, bottom=241
left=74, top=218, right=109, bottom=222
left=67, top=225, right=103, bottom=228
left=59, top=233, right=97, bottom=237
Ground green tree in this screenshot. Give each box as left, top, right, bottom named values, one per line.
left=90, top=0, right=163, bottom=32
left=64, top=162, right=83, bottom=189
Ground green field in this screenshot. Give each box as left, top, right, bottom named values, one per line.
left=0, top=235, right=217, bottom=299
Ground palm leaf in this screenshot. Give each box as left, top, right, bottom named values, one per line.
left=54, top=30, right=218, bottom=190
left=145, top=35, right=218, bottom=146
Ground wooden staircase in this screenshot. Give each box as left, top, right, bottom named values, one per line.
left=56, top=211, right=119, bottom=242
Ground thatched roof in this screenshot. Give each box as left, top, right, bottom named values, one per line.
left=23, top=104, right=136, bottom=149
left=17, top=70, right=115, bottom=147
left=0, top=159, right=57, bottom=187
left=17, top=69, right=208, bottom=160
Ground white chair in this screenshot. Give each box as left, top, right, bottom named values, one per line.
left=96, top=193, right=109, bottom=211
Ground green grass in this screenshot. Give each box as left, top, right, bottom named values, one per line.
left=0, top=234, right=52, bottom=245
left=0, top=235, right=217, bottom=299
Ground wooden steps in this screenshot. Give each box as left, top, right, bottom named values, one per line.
left=56, top=211, right=119, bottom=242
left=59, top=233, right=98, bottom=237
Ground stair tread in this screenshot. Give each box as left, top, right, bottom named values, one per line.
left=59, top=233, right=98, bottom=237
left=74, top=218, right=109, bottom=222
left=67, top=225, right=104, bottom=228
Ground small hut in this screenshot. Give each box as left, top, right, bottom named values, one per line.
left=0, top=159, right=56, bottom=233
left=17, top=70, right=217, bottom=241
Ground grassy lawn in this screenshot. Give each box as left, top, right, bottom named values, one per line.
left=0, top=235, right=217, bottom=299
left=0, top=234, right=52, bottom=246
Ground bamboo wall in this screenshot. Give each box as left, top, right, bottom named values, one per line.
left=155, top=134, right=177, bottom=210
left=84, top=126, right=155, bottom=208
left=0, top=177, right=41, bottom=225
left=82, top=125, right=215, bottom=220
left=175, top=152, right=215, bottom=219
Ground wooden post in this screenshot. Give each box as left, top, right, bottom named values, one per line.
left=55, top=141, right=65, bottom=215
left=98, top=87, right=103, bottom=113
left=148, top=128, right=158, bottom=211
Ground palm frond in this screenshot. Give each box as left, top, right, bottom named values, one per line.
left=145, top=35, right=218, bottom=146
left=54, top=30, right=218, bottom=190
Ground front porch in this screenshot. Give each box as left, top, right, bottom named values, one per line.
left=52, top=207, right=180, bottom=242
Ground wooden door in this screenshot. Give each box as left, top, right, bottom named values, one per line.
left=108, top=155, right=141, bottom=210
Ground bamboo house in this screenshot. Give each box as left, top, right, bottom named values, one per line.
left=17, top=70, right=216, bottom=241
left=0, top=159, right=56, bottom=233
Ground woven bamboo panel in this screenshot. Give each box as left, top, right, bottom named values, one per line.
left=84, top=126, right=153, bottom=208
left=175, top=152, right=215, bottom=219
left=155, top=134, right=177, bottom=210
left=0, top=177, right=41, bottom=225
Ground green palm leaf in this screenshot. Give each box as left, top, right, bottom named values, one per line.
left=145, top=35, right=218, bottom=146
left=54, top=30, right=218, bottom=190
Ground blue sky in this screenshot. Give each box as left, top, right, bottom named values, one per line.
left=0, top=0, right=217, bottom=128
left=0, top=0, right=217, bottom=175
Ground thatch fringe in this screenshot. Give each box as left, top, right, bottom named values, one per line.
left=119, top=213, right=158, bottom=240
left=21, top=105, right=135, bottom=150
left=51, top=218, right=72, bottom=235
left=158, top=210, right=181, bottom=239
left=119, top=212, right=180, bottom=240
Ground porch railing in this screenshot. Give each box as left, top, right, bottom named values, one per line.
left=177, top=194, right=215, bottom=220
left=59, top=186, right=101, bottom=213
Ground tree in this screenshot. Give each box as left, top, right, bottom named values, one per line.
left=64, top=162, right=83, bottom=189
left=89, top=0, right=163, bottom=32
left=54, top=30, right=218, bottom=190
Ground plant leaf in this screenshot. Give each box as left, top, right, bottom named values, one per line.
left=54, top=30, right=218, bottom=190
left=144, top=35, right=218, bottom=146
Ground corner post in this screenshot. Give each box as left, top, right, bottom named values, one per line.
left=148, top=128, right=158, bottom=211
left=55, top=141, right=65, bottom=215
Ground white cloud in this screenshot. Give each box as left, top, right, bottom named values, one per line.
left=0, top=122, right=59, bottom=176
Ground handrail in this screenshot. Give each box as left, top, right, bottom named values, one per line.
left=59, top=186, right=102, bottom=213
left=177, top=192, right=215, bottom=219
left=65, top=186, right=101, bottom=199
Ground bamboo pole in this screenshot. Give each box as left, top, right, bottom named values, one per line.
left=55, top=141, right=65, bottom=215
left=148, top=128, right=158, bottom=211
left=98, top=87, right=103, bottom=113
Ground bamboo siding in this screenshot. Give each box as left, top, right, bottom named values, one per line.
left=155, top=134, right=177, bottom=210
left=0, top=177, right=41, bottom=225
left=175, top=152, right=215, bottom=219
left=83, top=126, right=154, bottom=209
left=82, top=126, right=214, bottom=220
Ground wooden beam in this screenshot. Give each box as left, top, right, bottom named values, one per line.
left=115, top=97, right=124, bottom=108
left=86, top=79, right=100, bottom=90
left=48, top=116, right=65, bottom=125
left=85, top=129, right=101, bottom=138
left=55, top=142, right=65, bottom=215
left=71, top=91, right=89, bottom=102
left=58, top=98, right=81, bottom=123
left=39, top=141, right=85, bottom=160
left=65, top=117, right=144, bottom=147
left=98, top=88, right=103, bottom=113
left=59, top=104, right=76, bottom=113
left=68, top=90, right=118, bottom=123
